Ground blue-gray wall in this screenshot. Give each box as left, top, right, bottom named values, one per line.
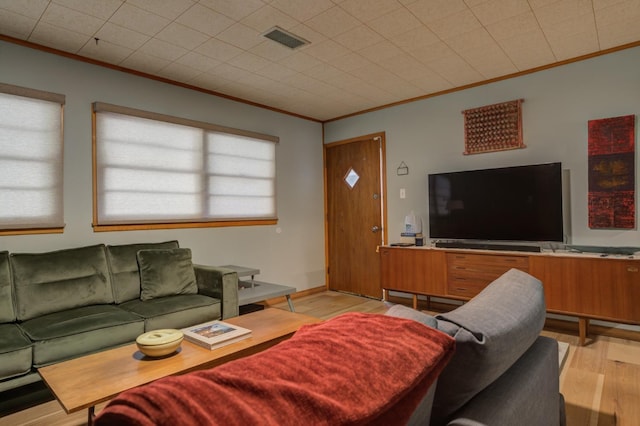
left=0, top=41, right=325, bottom=291
left=325, top=46, right=640, bottom=248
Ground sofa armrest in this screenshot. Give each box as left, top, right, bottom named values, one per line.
left=193, top=265, right=239, bottom=319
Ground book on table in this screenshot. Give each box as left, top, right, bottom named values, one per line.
left=181, top=320, right=252, bottom=350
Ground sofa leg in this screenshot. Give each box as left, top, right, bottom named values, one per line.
left=578, top=317, right=589, bottom=346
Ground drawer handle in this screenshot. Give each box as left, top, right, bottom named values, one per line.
left=628, top=267, right=639, bottom=272
left=455, top=287, right=467, bottom=291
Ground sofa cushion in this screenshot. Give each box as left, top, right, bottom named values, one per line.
left=385, top=304, right=438, bottom=328
left=447, top=336, right=562, bottom=426
left=119, top=294, right=220, bottom=331
left=430, top=268, right=546, bottom=425
left=19, top=304, right=145, bottom=367
left=11, top=245, right=113, bottom=321
left=0, top=251, right=15, bottom=323
left=0, top=323, right=32, bottom=381
left=106, top=241, right=179, bottom=303
left=95, top=312, right=456, bottom=426
left=137, top=248, right=197, bottom=301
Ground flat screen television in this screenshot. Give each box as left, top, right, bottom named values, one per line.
left=428, top=162, right=564, bottom=243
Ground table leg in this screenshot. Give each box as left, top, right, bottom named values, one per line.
left=286, top=295, right=295, bottom=312
left=578, top=317, right=589, bottom=346
left=88, top=405, right=95, bottom=426
left=412, top=294, right=418, bottom=309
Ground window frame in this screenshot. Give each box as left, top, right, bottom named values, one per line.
left=0, top=83, right=65, bottom=236
left=92, top=102, right=279, bottom=232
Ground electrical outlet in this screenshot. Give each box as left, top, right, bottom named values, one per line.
left=400, top=188, right=406, bottom=199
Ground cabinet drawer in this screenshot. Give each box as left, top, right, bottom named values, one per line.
left=447, top=253, right=529, bottom=270
left=447, top=277, right=487, bottom=298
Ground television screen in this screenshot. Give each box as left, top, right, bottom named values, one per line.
left=428, top=162, right=564, bottom=242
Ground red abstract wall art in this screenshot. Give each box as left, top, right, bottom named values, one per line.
left=588, top=114, right=636, bottom=229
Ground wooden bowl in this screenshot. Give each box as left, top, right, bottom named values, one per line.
left=136, top=329, right=183, bottom=357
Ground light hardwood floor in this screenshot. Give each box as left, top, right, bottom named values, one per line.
left=1, top=290, right=639, bottom=426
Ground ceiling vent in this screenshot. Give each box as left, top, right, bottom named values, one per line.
left=263, top=27, right=309, bottom=49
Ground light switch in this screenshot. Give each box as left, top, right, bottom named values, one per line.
left=400, top=188, right=406, bottom=199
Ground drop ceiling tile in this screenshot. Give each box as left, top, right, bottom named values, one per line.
left=120, top=50, right=171, bottom=73
left=427, top=53, right=484, bottom=86
left=94, top=23, right=149, bottom=50
left=51, top=0, right=123, bottom=20
left=408, top=69, right=453, bottom=93
left=486, top=11, right=541, bottom=40
left=359, top=40, right=403, bottom=63
left=338, top=0, right=402, bottom=22
left=78, top=38, right=133, bottom=63
left=209, top=63, right=255, bottom=82
left=155, top=22, right=209, bottom=50
left=498, top=31, right=556, bottom=69
left=534, top=0, right=594, bottom=28
left=0, top=9, right=37, bottom=39
left=379, top=53, right=433, bottom=81
left=254, top=61, right=298, bottom=81
left=126, top=0, right=194, bottom=20
left=41, top=3, right=104, bottom=36
left=305, top=6, right=361, bottom=38
left=331, top=52, right=375, bottom=72
left=286, top=23, right=327, bottom=44
left=598, top=18, right=640, bottom=49
left=216, top=23, right=263, bottom=50
left=405, top=41, right=457, bottom=65
left=269, top=0, right=335, bottom=21
left=458, top=44, right=518, bottom=78
left=195, top=39, right=244, bottom=62
left=334, top=25, right=384, bottom=51
left=470, top=0, right=531, bottom=26
left=110, top=3, right=169, bottom=36
left=241, top=5, right=299, bottom=33
left=279, top=51, right=323, bottom=72
left=176, top=4, right=234, bottom=37
left=198, top=0, right=266, bottom=21
left=138, top=38, right=188, bottom=61
left=157, top=61, right=202, bottom=82
left=368, top=7, right=423, bottom=38
left=390, top=26, right=439, bottom=51
left=0, top=0, right=49, bottom=19
left=428, top=9, right=482, bottom=39
left=548, top=29, right=599, bottom=60
left=189, top=72, right=233, bottom=91
left=249, top=41, right=294, bottom=62
left=227, top=52, right=272, bottom=72
left=595, top=0, right=640, bottom=26
left=303, top=39, right=351, bottom=62
left=446, top=27, right=496, bottom=53
left=175, top=51, right=221, bottom=72
left=29, top=21, right=90, bottom=53
left=543, top=13, right=597, bottom=40
left=303, top=62, right=349, bottom=82
left=407, top=0, right=468, bottom=24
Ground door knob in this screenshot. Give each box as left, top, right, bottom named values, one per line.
left=371, top=226, right=380, bottom=233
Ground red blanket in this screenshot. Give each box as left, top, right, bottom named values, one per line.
left=95, top=312, right=455, bottom=426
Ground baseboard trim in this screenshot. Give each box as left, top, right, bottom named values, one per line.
left=261, top=285, right=326, bottom=306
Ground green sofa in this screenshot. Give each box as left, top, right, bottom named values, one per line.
left=0, top=241, right=238, bottom=392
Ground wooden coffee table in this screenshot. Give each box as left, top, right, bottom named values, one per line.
left=38, top=308, right=320, bottom=424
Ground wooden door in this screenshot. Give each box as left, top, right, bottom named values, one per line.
left=325, top=134, right=385, bottom=298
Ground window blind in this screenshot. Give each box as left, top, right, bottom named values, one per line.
left=93, top=103, right=278, bottom=227
left=0, top=84, right=64, bottom=231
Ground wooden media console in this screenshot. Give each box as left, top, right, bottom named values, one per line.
left=380, top=246, right=640, bottom=345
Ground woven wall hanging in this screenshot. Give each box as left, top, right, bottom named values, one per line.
left=462, top=99, right=524, bottom=155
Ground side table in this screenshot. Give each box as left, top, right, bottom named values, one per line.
left=220, top=265, right=296, bottom=312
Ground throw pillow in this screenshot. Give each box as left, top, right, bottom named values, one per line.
left=137, top=248, right=198, bottom=301
left=385, top=304, right=438, bottom=329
